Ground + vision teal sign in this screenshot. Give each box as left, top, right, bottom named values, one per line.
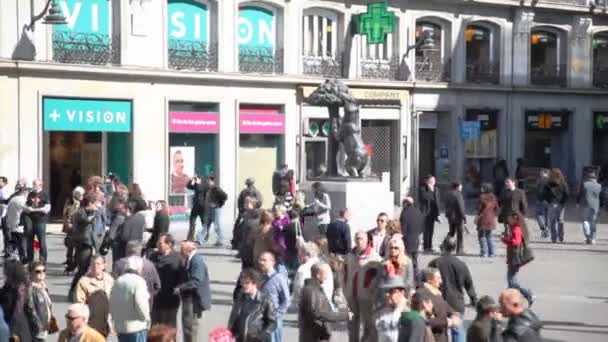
left=53, top=0, right=110, bottom=35
left=356, top=2, right=396, bottom=44
left=43, top=98, right=132, bottom=132
left=168, top=0, right=208, bottom=42
left=238, top=6, right=275, bottom=48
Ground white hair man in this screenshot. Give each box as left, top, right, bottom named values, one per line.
left=110, top=256, right=150, bottom=341
left=292, top=242, right=321, bottom=306
left=58, top=303, right=105, bottom=342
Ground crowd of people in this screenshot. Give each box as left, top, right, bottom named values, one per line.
left=0, top=160, right=604, bottom=342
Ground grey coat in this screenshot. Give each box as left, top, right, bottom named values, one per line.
left=577, top=179, right=602, bottom=211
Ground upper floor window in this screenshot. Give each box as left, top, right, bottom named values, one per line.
left=52, top=0, right=120, bottom=65
left=415, top=20, right=450, bottom=82
left=465, top=23, right=500, bottom=84
left=302, top=8, right=342, bottom=78
left=593, top=31, right=608, bottom=88
left=167, top=0, right=218, bottom=71
left=238, top=3, right=283, bottom=74
left=530, top=27, right=567, bottom=87
left=359, top=13, right=399, bottom=80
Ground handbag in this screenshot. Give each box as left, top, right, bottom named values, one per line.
left=513, top=238, right=534, bottom=267
left=48, top=315, right=59, bottom=334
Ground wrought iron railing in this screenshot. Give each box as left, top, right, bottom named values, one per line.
left=415, top=56, right=451, bottom=82
left=593, top=65, right=608, bottom=88
left=302, top=55, right=343, bottom=78
left=238, top=47, right=284, bottom=74
left=168, top=40, right=218, bottom=72
left=52, top=32, right=120, bottom=65
left=360, top=55, right=401, bottom=80
left=539, top=0, right=588, bottom=5
left=466, top=62, right=500, bottom=84
left=530, top=64, right=567, bottom=87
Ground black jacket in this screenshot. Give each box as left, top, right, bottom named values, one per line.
left=444, top=190, right=466, bottom=224
left=0, top=285, right=42, bottom=342
left=72, top=207, right=97, bottom=247
left=228, top=291, right=277, bottom=342
left=187, top=180, right=208, bottom=211
left=541, top=182, right=568, bottom=206
left=400, top=205, right=424, bottom=254
left=237, top=187, right=263, bottom=212
left=177, top=253, right=212, bottom=312
left=147, top=211, right=170, bottom=250
left=238, top=209, right=261, bottom=268
left=502, top=310, right=542, bottom=342
left=326, top=219, right=352, bottom=255
left=428, top=254, right=477, bottom=314
left=30, top=286, right=51, bottom=333
left=467, top=316, right=503, bottom=342
left=150, top=251, right=184, bottom=310
left=499, top=189, right=528, bottom=222
left=419, top=186, right=440, bottom=219
left=298, top=278, right=347, bottom=342
left=119, top=212, right=146, bottom=244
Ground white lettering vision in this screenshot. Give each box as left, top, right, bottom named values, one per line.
left=65, top=110, right=126, bottom=125
left=170, top=12, right=186, bottom=38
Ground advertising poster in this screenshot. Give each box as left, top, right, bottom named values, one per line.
left=169, top=146, right=195, bottom=219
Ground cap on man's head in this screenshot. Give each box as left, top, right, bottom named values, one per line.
left=246, top=177, right=255, bottom=185
left=476, top=295, right=498, bottom=314
left=380, top=276, right=408, bottom=291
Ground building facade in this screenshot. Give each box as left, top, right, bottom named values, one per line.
left=0, top=0, right=607, bottom=224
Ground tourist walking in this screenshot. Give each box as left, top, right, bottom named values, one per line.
left=237, top=178, right=263, bottom=213
left=466, top=296, right=503, bottom=342
left=233, top=196, right=260, bottom=256
left=62, top=186, right=85, bottom=272
left=476, top=184, right=499, bottom=258
left=428, top=237, right=477, bottom=342
left=542, top=169, right=569, bottom=243
left=535, top=169, right=550, bottom=238
left=444, top=181, right=467, bottom=254
left=498, top=178, right=527, bottom=229
left=292, top=242, right=321, bottom=307
left=499, top=289, right=542, bottom=342
left=24, top=179, right=51, bottom=264
left=74, top=255, right=114, bottom=337
left=398, top=291, right=435, bottom=342
left=368, top=212, right=391, bottom=257
left=149, top=234, right=183, bottom=327
left=5, top=180, right=29, bottom=261
left=198, top=176, right=228, bottom=246
left=326, top=209, right=352, bottom=256
left=186, top=175, right=208, bottom=241
left=30, top=261, right=55, bottom=341
left=493, top=159, right=509, bottom=197
left=175, top=240, right=212, bottom=342
left=146, top=200, right=170, bottom=253
left=257, top=251, right=290, bottom=342
left=417, top=267, right=461, bottom=342
left=69, top=192, right=100, bottom=300
left=298, top=262, right=349, bottom=342
left=577, top=169, right=602, bottom=244
left=58, top=304, right=105, bottom=342
left=310, top=182, right=331, bottom=236
left=0, top=259, right=42, bottom=342
left=112, top=241, right=161, bottom=305
left=374, top=276, right=410, bottom=342
left=419, top=175, right=441, bottom=253
left=502, top=213, right=534, bottom=306
left=228, top=269, right=277, bottom=342
left=271, top=204, right=291, bottom=264
left=378, top=236, right=414, bottom=292
left=0, top=176, right=9, bottom=257
left=399, top=197, right=424, bottom=277
left=110, top=256, right=151, bottom=342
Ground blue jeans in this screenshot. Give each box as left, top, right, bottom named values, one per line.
left=547, top=203, right=564, bottom=242
left=582, top=207, right=598, bottom=241
left=535, top=202, right=548, bottom=232
left=118, top=330, right=147, bottom=342
left=507, top=264, right=532, bottom=302
left=272, top=318, right=283, bottom=342
left=451, top=323, right=465, bottom=342
left=478, top=229, right=495, bottom=257
left=27, top=222, right=47, bottom=262
left=197, top=208, right=223, bottom=244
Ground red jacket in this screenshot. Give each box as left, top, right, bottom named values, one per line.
left=502, top=224, right=523, bottom=248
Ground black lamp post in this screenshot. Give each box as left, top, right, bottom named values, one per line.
left=29, top=0, right=67, bottom=30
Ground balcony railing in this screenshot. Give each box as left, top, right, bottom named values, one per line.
left=302, top=55, right=343, bottom=78
left=239, top=47, right=284, bottom=74
left=360, top=55, right=401, bottom=80
left=539, top=0, right=588, bottom=5
left=415, top=56, right=451, bottom=82
left=168, top=40, right=218, bottom=72
left=530, top=64, right=567, bottom=87
left=593, top=65, right=608, bottom=88
left=52, top=32, right=120, bottom=65
left=466, top=62, right=500, bottom=84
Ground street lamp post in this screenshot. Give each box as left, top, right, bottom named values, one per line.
left=29, top=0, right=67, bottom=30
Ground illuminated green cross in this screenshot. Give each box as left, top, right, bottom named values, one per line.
left=357, top=2, right=396, bottom=45
left=598, top=113, right=606, bottom=129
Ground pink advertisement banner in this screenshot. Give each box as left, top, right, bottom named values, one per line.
left=169, top=112, right=219, bottom=133
left=239, top=113, right=285, bottom=134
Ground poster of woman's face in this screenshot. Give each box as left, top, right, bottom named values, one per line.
left=170, top=147, right=194, bottom=194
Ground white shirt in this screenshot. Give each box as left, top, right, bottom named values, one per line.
left=292, top=257, right=335, bottom=310
left=5, top=193, right=27, bottom=232
left=314, top=193, right=331, bottom=225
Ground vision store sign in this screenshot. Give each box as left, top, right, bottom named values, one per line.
left=53, top=0, right=111, bottom=37
left=43, top=97, right=132, bottom=132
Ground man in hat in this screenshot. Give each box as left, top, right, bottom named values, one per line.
left=374, top=276, right=410, bottom=342
left=466, top=295, right=503, bottom=342
left=237, top=178, right=263, bottom=213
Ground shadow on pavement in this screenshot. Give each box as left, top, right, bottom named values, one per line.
left=542, top=320, right=608, bottom=336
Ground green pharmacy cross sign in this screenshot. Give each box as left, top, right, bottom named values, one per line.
left=356, top=2, right=396, bottom=44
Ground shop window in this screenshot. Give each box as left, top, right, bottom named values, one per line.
left=593, top=32, right=608, bottom=88
left=302, top=8, right=343, bottom=78
left=167, top=0, right=218, bottom=71
left=465, top=23, right=499, bottom=84
left=530, top=28, right=567, bottom=87
left=238, top=3, right=284, bottom=74
left=415, top=20, right=450, bottom=82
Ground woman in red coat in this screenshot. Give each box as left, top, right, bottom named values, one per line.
left=502, top=212, right=534, bottom=306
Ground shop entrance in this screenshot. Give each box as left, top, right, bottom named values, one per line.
left=524, top=110, right=572, bottom=180
left=593, top=112, right=608, bottom=166
left=463, top=109, right=498, bottom=197
left=418, top=111, right=451, bottom=184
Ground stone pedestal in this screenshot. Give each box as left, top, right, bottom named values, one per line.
left=300, top=173, right=394, bottom=241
